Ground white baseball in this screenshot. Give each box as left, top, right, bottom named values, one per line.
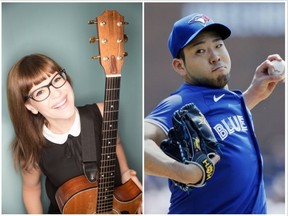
left=268, top=60, right=285, bottom=75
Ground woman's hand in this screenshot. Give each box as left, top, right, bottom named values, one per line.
left=121, top=169, right=142, bottom=213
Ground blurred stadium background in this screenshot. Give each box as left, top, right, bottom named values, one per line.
left=144, top=2, right=286, bottom=214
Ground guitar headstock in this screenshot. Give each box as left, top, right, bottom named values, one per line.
left=89, top=10, right=128, bottom=76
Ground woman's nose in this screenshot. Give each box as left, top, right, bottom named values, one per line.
left=49, top=86, right=62, bottom=99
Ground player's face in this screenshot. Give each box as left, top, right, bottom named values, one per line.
left=182, top=31, right=231, bottom=88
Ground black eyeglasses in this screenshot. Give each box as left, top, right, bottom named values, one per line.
left=25, top=69, right=67, bottom=102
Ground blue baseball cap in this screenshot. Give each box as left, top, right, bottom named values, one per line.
left=168, top=13, right=231, bottom=58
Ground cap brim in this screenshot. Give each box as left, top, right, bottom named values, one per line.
left=183, top=23, right=231, bottom=49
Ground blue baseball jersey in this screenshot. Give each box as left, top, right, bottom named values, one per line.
left=145, top=84, right=267, bottom=214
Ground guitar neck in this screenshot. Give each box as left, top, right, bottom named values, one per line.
left=97, top=74, right=121, bottom=213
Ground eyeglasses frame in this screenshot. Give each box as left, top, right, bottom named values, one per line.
left=24, top=69, right=67, bottom=102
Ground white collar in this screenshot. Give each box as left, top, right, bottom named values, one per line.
left=43, top=109, right=81, bottom=144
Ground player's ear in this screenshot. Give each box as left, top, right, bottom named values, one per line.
left=172, top=58, right=187, bottom=76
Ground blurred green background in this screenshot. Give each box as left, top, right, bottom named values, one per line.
left=2, top=2, right=142, bottom=213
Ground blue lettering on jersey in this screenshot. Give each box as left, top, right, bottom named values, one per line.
left=213, top=115, right=248, bottom=140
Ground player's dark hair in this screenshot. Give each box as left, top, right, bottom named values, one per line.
left=177, top=49, right=186, bottom=64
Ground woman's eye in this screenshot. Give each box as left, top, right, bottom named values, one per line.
left=35, top=89, right=46, bottom=97
left=53, top=76, right=62, bottom=83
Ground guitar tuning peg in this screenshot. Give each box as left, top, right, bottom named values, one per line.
left=89, top=37, right=99, bottom=44
left=124, top=34, right=128, bottom=43
left=91, top=55, right=101, bottom=60
left=117, top=53, right=128, bottom=61
left=117, top=21, right=129, bottom=26
left=116, top=35, right=128, bottom=44
left=88, top=20, right=97, bottom=25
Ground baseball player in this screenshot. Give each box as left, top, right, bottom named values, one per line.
left=144, top=13, right=285, bottom=213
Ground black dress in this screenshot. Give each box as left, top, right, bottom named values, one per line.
left=39, top=104, right=122, bottom=213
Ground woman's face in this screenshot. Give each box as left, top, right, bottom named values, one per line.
left=25, top=70, right=76, bottom=131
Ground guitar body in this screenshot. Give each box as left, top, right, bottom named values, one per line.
left=55, top=175, right=142, bottom=214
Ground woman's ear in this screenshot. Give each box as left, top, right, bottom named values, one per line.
left=25, top=103, right=39, bottom=115
left=172, top=58, right=187, bottom=77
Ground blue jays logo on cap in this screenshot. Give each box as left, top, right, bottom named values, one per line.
left=188, top=15, right=211, bottom=26
left=168, top=13, right=231, bottom=58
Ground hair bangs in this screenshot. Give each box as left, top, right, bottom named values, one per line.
left=16, top=54, right=62, bottom=97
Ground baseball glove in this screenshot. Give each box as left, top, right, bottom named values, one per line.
left=160, top=103, right=221, bottom=191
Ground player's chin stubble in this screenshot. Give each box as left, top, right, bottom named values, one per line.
left=215, top=73, right=230, bottom=88
left=196, top=73, right=230, bottom=89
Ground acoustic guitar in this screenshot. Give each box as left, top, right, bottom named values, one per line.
left=55, top=10, right=142, bottom=214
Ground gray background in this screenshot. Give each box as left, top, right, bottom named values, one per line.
left=144, top=2, right=286, bottom=214
left=2, top=2, right=142, bottom=213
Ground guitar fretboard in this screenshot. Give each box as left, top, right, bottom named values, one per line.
left=97, top=75, right=121, bottom=213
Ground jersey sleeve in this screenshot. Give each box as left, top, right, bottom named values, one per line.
left=145, top=94, right=185, bottom=134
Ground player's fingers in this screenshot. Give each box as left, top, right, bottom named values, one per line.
left=255, top=60, right=271, bottom=76
left=210, top=154, right=220, bottom=164
left=266, top=54, right=283, bottom=62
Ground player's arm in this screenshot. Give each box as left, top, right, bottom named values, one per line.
left=244, top=54, right=285, bottom=110
left=145, top=121, right=207, bottom=185
left=21, top=166, right=43, bottom=214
